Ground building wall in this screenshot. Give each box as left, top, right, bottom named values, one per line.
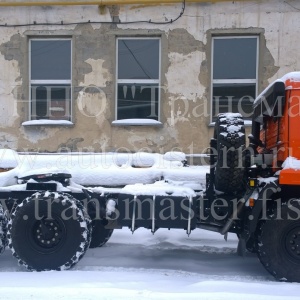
left=0, top=0, right=298, bottom=154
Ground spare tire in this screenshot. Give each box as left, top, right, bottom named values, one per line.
left=214, top=113, right=246, bottom=194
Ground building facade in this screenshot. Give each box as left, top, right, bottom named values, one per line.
left=0, top=0, right=298, bottom=154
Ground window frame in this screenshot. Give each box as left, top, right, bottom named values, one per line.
left=211, top=35, right=259, bottom=123
left=115, top=37, right=161, bottom=122
left=29, top=37, right=72, bottom=122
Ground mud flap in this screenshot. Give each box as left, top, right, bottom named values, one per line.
left=237, top=238, right=246, bottom=257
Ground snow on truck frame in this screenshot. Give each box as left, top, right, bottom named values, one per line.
left=0, top=72, right=299, bottom=281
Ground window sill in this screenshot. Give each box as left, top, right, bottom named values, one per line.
left=112, top=119, right=162, bottom=127
left=22, top=120, right=74, bottom=126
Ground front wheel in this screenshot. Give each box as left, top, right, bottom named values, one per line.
left=257, top=201, right=300, bottom=282
left=7, top=192, right=91, bottom=271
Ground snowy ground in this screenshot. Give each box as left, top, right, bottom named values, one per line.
left=0, top=228, right=300, bottom=300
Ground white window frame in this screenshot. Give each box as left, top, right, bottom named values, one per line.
left=29, top=38, right=72, bottom=122
left=211, top=36, right=259, bottom=123
left=115, top=37, right=161, bottom=122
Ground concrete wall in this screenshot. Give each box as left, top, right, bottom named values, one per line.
left=0, top=0, right=298, bottom=154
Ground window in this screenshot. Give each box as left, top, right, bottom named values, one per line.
left=211, top=36, right=258, bottom=122
left=116, top=38, right=160, bottom=121
left=30, top=39, right=72, bottom=121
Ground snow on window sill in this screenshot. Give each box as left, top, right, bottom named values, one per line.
left=22, top=120, right=74, bottom=126
left=112, top=119, right=162, bottom=126
left=209, top=120, right=252, bottom=127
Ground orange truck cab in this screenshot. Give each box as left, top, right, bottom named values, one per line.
left=251, top=72, right=300, bottom=185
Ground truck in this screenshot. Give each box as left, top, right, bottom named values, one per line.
left=0, top=72, right=300, bottom=281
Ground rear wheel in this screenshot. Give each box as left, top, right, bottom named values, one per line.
left=214, top=113, right=246, bottom=194
left=7, top=192, right=91, bottom=271
left=0, top=204, right=8, bottom=254
left=89, top=220, right=113, bottom=248
left=257, top=200, right=300, bottom=282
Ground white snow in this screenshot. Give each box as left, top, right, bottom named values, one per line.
left=0, top=149, right=19, bottom=168
left=220, top=113, right=243, bottom=118
left=258, top=177, right=278, bottom=184
left=106, top=199, right=116, bottom=216
left=0, top=228, right=299, bottom=299
left=253, top=79, right=284, bottom=107
left=18, top=167, right=71, bottom=179
left=227, top=124, right=242, bottom=133
left=280, top=71, right=300, bottom=83
left=163, top=151, right=186, bottom=162
left=22, top=120, right=74, bottom=126
left=122, top=180, right=196, bottom=197
left=282, top=156, right=300, bottom=170
left=112, top=119, right=162, bottom=126
left=0, top=152, right=208, bottom=195
left=254, top=72, right=300, bottom=107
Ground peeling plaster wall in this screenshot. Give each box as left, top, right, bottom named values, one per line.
left=0, top=1, right=297, bottom=154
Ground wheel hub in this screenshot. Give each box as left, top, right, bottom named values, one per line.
left=33, top=219, right=62, bottom=248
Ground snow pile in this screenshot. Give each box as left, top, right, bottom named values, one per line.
left=18, top=167, right=71, bottom=179
left=112, top=119, right=162, bottom=126
left=163, top=151, right=186, bottom=162
left=0, top=152, right=209, bottom=192
left=253, top=79, right=284, bottom=107
left=122, top=180, right=196, bottom=197
left=22, top=120, right=73, bottom=126
left=0, top=169, right=19, bottom=189
left=258, top=177, right=278, bottom=184
left=254, top=72, right=300, bottom=107
left=280, top=71, right=300, bottom=83
left=0, top=149, right=19, bottom=169
left=282, top=157, right=300, bottom=170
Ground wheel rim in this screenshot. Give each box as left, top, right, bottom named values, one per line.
left=283, top=225, right=300, bottom=263
left=28, top=215, right=66, bottom=254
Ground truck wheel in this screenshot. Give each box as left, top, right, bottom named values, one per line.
left=257, top=201, right=300, bottom=281
left=89, top=220, right=113, bottom=248
left=0, top=204, right=8, bottom=254
left=72, top=198, right=92, bottom=254
left=214, top=113, right=246, bottom=194
left=7, top=192, right=91, bottom=271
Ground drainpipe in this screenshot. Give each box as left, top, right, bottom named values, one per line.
left=0, top=0, right=248, bottom=6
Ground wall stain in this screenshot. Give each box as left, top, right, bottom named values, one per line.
left=59, top=137, right=84, bottom=152
left=168, top=28, right=205, bottom=55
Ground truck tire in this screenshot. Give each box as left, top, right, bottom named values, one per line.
left=257, top=201, right=300, bottom=282
left=0, top=204, right=8, bottom=254
left=72, top=198, right=92, bottom=254
left=214, top=113, right=246, bottom=194
left=7, top=192, right=91, bottom=271
left=89, top=220, right=113, bottom=248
